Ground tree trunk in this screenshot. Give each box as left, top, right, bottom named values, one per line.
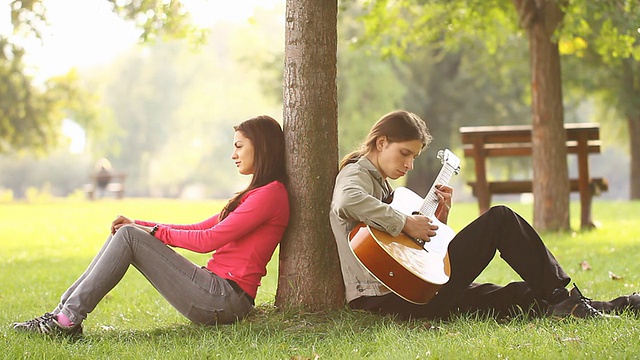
left=621, top=59, right=640, bottom=199
left=276, top=0, right=344, bottom=311
left=404, top=51, right=461, bottom=196
left=628, top=115, right=640, bottom=199
left=514, top=0, right=570, bottom=231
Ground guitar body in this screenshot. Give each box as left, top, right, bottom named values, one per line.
left=349, top=186, right=457, bottom=305
left=348, top=149, right=461, bottom=304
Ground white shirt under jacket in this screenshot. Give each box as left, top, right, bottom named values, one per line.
left=330, top=156, right=407, bottom=303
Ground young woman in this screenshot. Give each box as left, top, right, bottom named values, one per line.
left=330, top=110, right=639, bottom=320
left=13, top=115, right=289, bottom=336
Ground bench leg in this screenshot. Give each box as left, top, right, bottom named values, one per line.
left=580, top=196, right=595, bottom=229
left=477, top=188, right=491, bottom=214
left=580, top=186, right=597, bottom=230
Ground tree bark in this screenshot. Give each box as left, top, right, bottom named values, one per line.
left=628, top=114, right=640, bottom=199
left=276, top=0, right=344, bottom=311
left=620, top=59, right=640, bottom=199
left=514, top=0, right=570, bottom=231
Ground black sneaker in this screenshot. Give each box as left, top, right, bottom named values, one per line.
left=546, top=285, right=606, bottom=319
left=12, top=312, right=83, bottom=337
left=629, top=293, right=640, bottom=310
left=589, top=292, right=640, bottom=314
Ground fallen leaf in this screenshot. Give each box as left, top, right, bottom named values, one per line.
left=609, top=271, right=623, bottom=280
left=580, top=260, right=592, bottom=271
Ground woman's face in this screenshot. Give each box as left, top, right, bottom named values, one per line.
left=373, top=137, right=423, bottom=180
left=232, top=131, right=255, bottom=175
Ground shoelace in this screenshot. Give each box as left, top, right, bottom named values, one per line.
left=572, top=283, right=601, bottom=316
left=22, top=312, right=55, bottom=327
left=572, top=283, right=593, bottom=301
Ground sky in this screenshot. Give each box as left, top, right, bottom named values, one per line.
left=1, top=0, right=284, bottom=153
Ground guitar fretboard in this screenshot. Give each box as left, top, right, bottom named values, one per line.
left=420, top=164, right=456, bottom=217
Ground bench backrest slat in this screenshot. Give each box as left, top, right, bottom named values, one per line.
left=462, top=141, right=601, bottom=158
left=460, top=123, right=600, bottom=146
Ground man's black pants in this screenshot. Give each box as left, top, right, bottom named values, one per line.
left=350, top=205, right=571, bottom=319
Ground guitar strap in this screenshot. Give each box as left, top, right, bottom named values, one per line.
left=382, top=179, right=394, bottom=204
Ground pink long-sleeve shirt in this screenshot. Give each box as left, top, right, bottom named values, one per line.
left=135, top=181, right=289, bottom=299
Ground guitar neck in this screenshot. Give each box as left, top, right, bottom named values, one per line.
left=420, top=164, right=456, bottom=217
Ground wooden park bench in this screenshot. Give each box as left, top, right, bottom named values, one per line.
left=460, top=123, right=608, bottom=229
left=84, top=172, right=127, bottom=200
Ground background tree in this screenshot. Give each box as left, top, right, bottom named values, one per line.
left=336, top=4, right=409, bottom=156
left=0, top=37, right=60, bottom=153
left=357, top=0, right=639, bottom=230
left=514, top=0, right=569, bottom=231
left=400, top=41, right=533, bottom=197
left=1, top=0, right=195, bottom=154
left=358, top=0, right=570, bottom=230
left=89, top=24, right=284, bottom=197
left=98, top=42, right=186, bottom=196
left=275, top=0, right=344, bottom=311
left=560, top=1, right=640, bottom=199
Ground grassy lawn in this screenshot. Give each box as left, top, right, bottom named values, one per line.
left=1, top=198, right=639, bottom=359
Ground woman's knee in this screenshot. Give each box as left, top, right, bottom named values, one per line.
left=113, top=224, right=147, bottom=246
left=115, top=224, right=135, bottom=237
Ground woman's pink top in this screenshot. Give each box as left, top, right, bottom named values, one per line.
left=135, top=181, right=289, bottom=298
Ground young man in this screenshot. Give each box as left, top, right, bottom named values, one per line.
left=330, top=110, right=639, bottom=320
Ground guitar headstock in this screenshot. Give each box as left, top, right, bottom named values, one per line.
left=437, top=149, right=461, bottom=175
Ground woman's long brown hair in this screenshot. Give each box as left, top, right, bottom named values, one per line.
left=219, top=115, right=287, bottom=221
left=339, top=110, right=432, bottom=170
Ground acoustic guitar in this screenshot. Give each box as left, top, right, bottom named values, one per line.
left=349, top=149, right=461, bottom=304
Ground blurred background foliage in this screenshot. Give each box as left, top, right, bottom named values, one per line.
left=0, top=0, right=636, bottom=201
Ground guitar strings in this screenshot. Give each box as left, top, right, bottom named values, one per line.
left=420, top=165, right=455, bottom=216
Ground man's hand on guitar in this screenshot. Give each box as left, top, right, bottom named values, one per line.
left=403, top=214, right=439, bottom=241
left=434, top=184, right=454, bottom=224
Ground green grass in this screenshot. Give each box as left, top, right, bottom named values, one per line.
left=1, top=198, right=640, bottom=359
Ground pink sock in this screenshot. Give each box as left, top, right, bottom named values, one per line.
left=56, top=313, right=74, bottom=327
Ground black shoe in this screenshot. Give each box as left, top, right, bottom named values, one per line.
left=546, top=285, right=606, bottom=319
left=629, top=293, right=640, bottom=310
left=12, top=312, right=83, bottom=337
left=589, top=292, right=640, bottom=314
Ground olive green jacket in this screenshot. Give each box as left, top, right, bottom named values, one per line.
left=330, top=156, right=406, bottom=303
